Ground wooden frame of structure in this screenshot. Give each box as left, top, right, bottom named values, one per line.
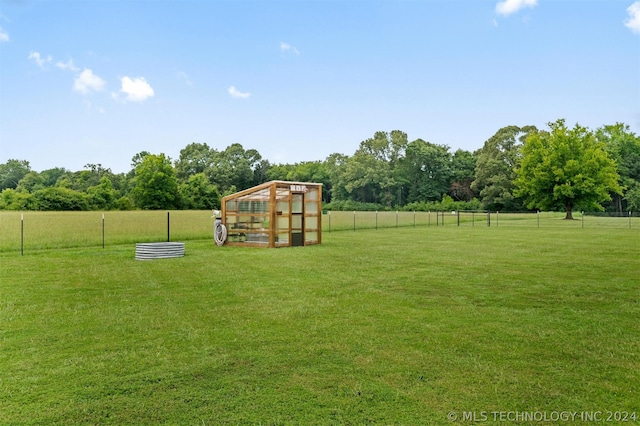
left=221, top=180, right=323, bottom=248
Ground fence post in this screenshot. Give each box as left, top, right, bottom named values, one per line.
left=414, top=211, right=416, bottom=227
left=487, top=210, right=490, bottom=227
left=496, top=211, right=499, bottom=227
left=328, top=211, right=331, bottom=232
left=457, top=211, right=460, bottom=227
left=472, top=211, right=475, bottom=227
left=167, top=211, right=170, bottom=242
left=353, top=211, right=356, bottom=231
left=102, top=213, right=105, bottom=249
left=21, top=213, right=24, bottom=256
left=428, top=211, right=431, bottom=227
left=630, top=211, right=632, bottom=229
left=537, top=210, right=540, bottom=228
left=581, top=211, right=584, bottom=229
left=396, top=211, right=399, bottom=228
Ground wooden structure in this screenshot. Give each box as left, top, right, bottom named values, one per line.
left=221, top=180, right=322, bottom=248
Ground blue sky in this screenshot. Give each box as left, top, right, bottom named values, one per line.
left=1, top=0, right=639, bottom=173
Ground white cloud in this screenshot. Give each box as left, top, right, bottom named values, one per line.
left=0, top=27, right=8, bottom=42
left=28, top=51, right=52, bottom=69
left=280, top=42, right=300, bottom=55
left=120, top=76, right=154, bottom=102
left=73, top=69, right=106, bottom=94
left=56, top=59, right=79, bottom=72
left=625, top=2, right=640, bottom=33
left=228, top=86, right=251, bottom=99
left=496, top=0, right=537, bottom=16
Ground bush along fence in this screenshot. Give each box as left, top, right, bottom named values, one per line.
left=1, top=210, right=637, bottom=254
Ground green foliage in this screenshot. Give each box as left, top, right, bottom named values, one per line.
left=31, top=187, right=89, bottom=211
left=4, top=121, right=638, bottom=214
left=330, top=131, right=408, bottom=206
left=515, top=119, right=622, bottom=219
left=265, top=163, right=295, bottom=181
left=403, top=197, right=482, bottom=212
left=131, top=154, right=179, bottom=209
left=0, top=188, right=34, bottom=210
left=357, top=130, right=408, bottom=163
left=174, top=142, right=216, bottom=181
left=323, top=199, right=388, bottom=211
left=115, top=196, right=136, bottom=211
left=39, top=167, right=69, bottom=187
left=472, top=125, right=536, bottom=211
left=624, top=182, right=640, bottom=211
left=87, top=176, right=117, bottom=210
left=130, top=151, right=152, bottom=169
left=596, top=123, right=640, bottom=212
left=344, top=151, right=395, bottom=204
left=449, top=149, right=477, bottom=201
left=397, top=139, right=453, bottom=203
left=16, top=171, right=45, bottom=192
left=266, top=161, right=332, bottom=201
left=178, top=173, right=221, bottom=209
left=0, top=159, right=31, bottom=190
left=209, top=143, right=263, bottom=193
left=325, top=152, right=351, bottom=201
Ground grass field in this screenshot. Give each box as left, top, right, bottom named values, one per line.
left=1, top=219, right=639, bottom=424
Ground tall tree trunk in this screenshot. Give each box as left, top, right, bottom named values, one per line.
left=615, top=193, right=623, bottom=213
left=564, top=201, right=574, bottom=220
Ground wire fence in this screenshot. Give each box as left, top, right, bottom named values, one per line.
left=0, top=211, right=216, bottom=254
left=0, top=209, right=637, bottom=254
left=323, top=210, right=640, bottom=232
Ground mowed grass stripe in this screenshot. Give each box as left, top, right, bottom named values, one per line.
left=0, top=226, right=638, bottom=424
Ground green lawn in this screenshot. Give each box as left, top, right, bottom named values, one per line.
left=1, top=225, right=638, bottom=424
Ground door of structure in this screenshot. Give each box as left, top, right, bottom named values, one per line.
left=291, top=192, right=304, bottom=246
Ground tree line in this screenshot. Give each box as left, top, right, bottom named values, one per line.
left=1, top=119, right=639, bottom=217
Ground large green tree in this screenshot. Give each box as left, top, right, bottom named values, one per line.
left=449, top=149, right=477, bottom=202
left=87, top=176, right=117, bottom=210
left=57, top=164, right=113, bottom=193
left=397, top=139, right=452, bottom=203
left=178, top=173, right=221, bottom=209
left=174, top=143, right=216, bottom=182
left=16, top=171, right=46, bottom=193
left=471, top=125, right=536, bottom=211
left=595, top=123, right=640, bottom=212
left=358, top=130, right=408, bottom=164
left=40, top=167, right=69, bottom=187
left=325, top=153, right=350, bottom=202
left=131, top=153, right=178, bottom=209
left=0, top=159, right=31, bottom=190
left=209, top=143, right=262, bottom=193
left=329, top=131, right=407, bottom=206
left=515, top=119, right=621, bottom=219
left=334, top=151, right=393, bottom=205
